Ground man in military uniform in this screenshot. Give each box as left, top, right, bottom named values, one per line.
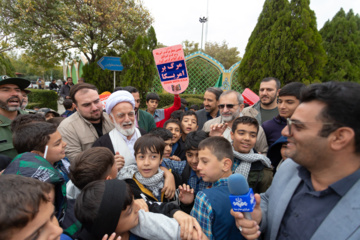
left=0, top=75, right=30, bottom=158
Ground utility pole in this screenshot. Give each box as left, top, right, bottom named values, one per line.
left=199, top=16, right=208, bottom=50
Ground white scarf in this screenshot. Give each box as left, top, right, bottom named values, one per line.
left=109, top=128, right=141, bottom=166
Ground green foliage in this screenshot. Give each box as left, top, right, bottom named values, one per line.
left=27, top=89, right=58, bottom=111
left=238, top=0, right=327, bottom=91
left=0, top=53, right=15, bottom=76
left=204, top=41, right=241, bottom=69
left=121, top=26, right=157, bottom=99
left=182, top=40, right=200, bottom=56
left=82, top=61, right=116, bottom=93
left=320, top=9, right=360, bottom=82
left=0, top=0, right=152, bottom=65
left=140, top=93, right=204, bottom=109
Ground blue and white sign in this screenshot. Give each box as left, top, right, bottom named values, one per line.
left=97, top=56, right=123, bottom=71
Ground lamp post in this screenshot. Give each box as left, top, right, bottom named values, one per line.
left=199, top=16, right=208, bottom=50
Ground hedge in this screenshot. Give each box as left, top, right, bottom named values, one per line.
left=27, top=89, right=58, bottom=111
left=139, top=93, right=204, bottom=109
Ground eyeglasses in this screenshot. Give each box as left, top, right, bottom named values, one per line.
left=286, top=118, right=335, bottom=135
left=218, top=104, right=237, bottom=109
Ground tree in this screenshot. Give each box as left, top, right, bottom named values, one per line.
left=0, top=53, right=15, bottom=76
left=238, top=0, right=326, bottom=90
left=121, top=26, right=158, bottom=99
left=204, top=41, right=241, bottom=69
left=0, top=0, right=152, bottom=66
left=320, top=9, right=360, bottom=82
left=182, top=40, right=200, bottom=56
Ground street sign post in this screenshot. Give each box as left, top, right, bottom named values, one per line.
left=97, top=56, right=123, bottom=89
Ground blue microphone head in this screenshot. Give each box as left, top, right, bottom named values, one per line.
left=228, top=174, right=249, bottom=195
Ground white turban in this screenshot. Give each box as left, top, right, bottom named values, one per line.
left=105, top=90, right=135, bottom=115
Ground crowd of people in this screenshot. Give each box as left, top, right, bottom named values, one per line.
left=0, top=74, right=359, bottom=240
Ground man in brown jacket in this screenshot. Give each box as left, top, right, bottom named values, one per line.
left=58, top=83, right=114, bottom=161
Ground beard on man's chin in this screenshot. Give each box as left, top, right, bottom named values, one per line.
left=115, top=122, right=135, bottom=137
left=0, top=99, right=21, bottom=112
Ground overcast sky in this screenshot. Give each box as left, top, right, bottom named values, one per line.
left=143, top=0, right=359, bottom=60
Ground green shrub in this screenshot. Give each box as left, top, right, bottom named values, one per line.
left=27, top=89, right=58, bottom=111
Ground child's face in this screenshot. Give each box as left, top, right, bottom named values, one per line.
left=165, top=123, right=181, bottom=144
left=163, top=139, right=173, bottom=159
left=231, top=123, right=257, bottom=153
left=280, top=143, right=288, bottom=160
left=197, top=147, right=225, bottom=183
left=45, top=112, right=56, bottom=120
left=136, top=148, right=162, bottom=178
left=181, top=115, right=198, bottom=135
left=115, top=200, right=139, bottom=235
left=186, top=149, right=199, bottom=172
left=45, top=130, right=67, bottom=165
left=108, top=162, right=119, bottom=179
left=146, top=99, right=159, bottom=112
left=9, top=200, right=62, bottom=240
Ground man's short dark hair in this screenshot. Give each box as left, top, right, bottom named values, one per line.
left=11, top=113, right=46, bottom=131
left=134, top=134, right=165, bottom=159
left=232, top=116, right=259, bottom=135
left=13, top=122, right=57, bottom=153
left=300, top=81, right=360, bottom=153
left=261, top=77, right=281, bottom=90
left=67, top=77, right=72, bottom=81
left=146, top=92, right=160, bottom=102
left=279, top=82, right=306, bottom=100
left=70, top=83, right=98, bottom=104
left=190, top=105, right=199, bottom=111
left=206, top=87, right=223, bottom=101
left=164, top=119, right=181, bottom=129
left=170, top=110, right=183, bottom=121
left=185, top=130, right=208, bottom=151
left=198, top=136, right=234, bottom=162
left=114, top=86, right=139, bottom=94
left=149, top=128, right=173, bottom=142
left=0, top=175, right=53, bottom=239
left=181, top=98, right=188, bottom=106
left=180, top=110, right=198, bottom=125
left=63, top=99, right=73, bottom=109
left=69, top=147, right=115, bottom=190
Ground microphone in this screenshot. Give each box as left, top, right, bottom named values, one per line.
left=228, top=173, right=256, bottom=220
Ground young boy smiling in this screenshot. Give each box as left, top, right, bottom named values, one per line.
left=164, top=119, right=182, bottom=160
left=190, top=136, right=242, bottom=240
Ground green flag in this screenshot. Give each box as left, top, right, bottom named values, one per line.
left=214, top=73, right=223, bottom=88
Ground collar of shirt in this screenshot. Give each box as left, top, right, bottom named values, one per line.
left=297, top=166, right=360, bottom=197
left=212, top=177, right=229, bottom=188
left=206, top=110, right=220, bottom=120
left=146, top=109, right=159, bottom=118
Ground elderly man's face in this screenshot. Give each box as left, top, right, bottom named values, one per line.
left=110, top=102, right=136, bottom=136
left=219, top=92, right=244, bottom=123
left=0, top=84, right=22, bottom=112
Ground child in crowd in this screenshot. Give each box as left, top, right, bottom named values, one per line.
left=175, top=111, right=198, bottom=160
left=162, top=130, right=212, bottom=196
left=267, top=135, right=288, bottom=171
left=230, top=116, right=273, bottom=193
left=69, top=147, right=204, bottom=240
left=61, top=99, right=76, bottom=117
left=75, top=179, right=207, bottom=240
left=0, top=175, right=65, bottom=240
left=4, top=122, right=68, bottom=219
left=164, top=119, right=182, bottom=160
left=146, top=92, right=181, bottom=128
left=38, top=108, right=60, bottom=120
left=170, top=110, right=183, bottom=121
left=191, top=136, right=243, bottom=240
left=190, top=104, right=199, bottom=112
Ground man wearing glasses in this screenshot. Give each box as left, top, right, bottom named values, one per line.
left=202, top=90, right=268, bottom=154
left=232, top=81, right=360, bottom=240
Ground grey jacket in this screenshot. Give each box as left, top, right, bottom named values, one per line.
left=196, top=109, right=208, bottom=130
left=242, top=100, right=261, bottom=123
left=260, top=159, right=360, bottom=240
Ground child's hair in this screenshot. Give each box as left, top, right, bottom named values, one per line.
left=184, top=131, right=208, bottom=151
left=198, top=136, right=234, bottom=162
left=69, top=147, right=115, bottom=190
left=231, top=116, right=259, bottom=135
left=180, top=110, right=198, bottom=124
left=170, top=110, right=183, bottom=121
left=13, top=122, right=57, bottom=153
left=0, top=175, right=53, bottom=239
left=10, top=113, right=45, bottom=131
left=47, top=117, right=65, bottom=127
left=134, top=134, right=165, bottom=159
left=180, top=98, right=188, bottom=106
left=63, top=99, right=74, bottom=110
left=149, top=128, right=173, bottom=142
left=279, top=82, right=305, bottom=100
left=146, top=92, right=160, bottom=102
left=180, top=104, right=186, bottom=111
left=164, top=119, right=181, bottom=129
left=190, top=104, right=199, bottom=111
left=75, top=179, right=133, bottom=239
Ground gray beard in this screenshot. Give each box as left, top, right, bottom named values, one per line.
left=115, top=122, right=135, bottom=137
left=221, top=108, right=241, bottom=123
left=0, top=99, right=21, bottom=112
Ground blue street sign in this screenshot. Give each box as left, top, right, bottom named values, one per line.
left=97, top=56, right=123, bottom=71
